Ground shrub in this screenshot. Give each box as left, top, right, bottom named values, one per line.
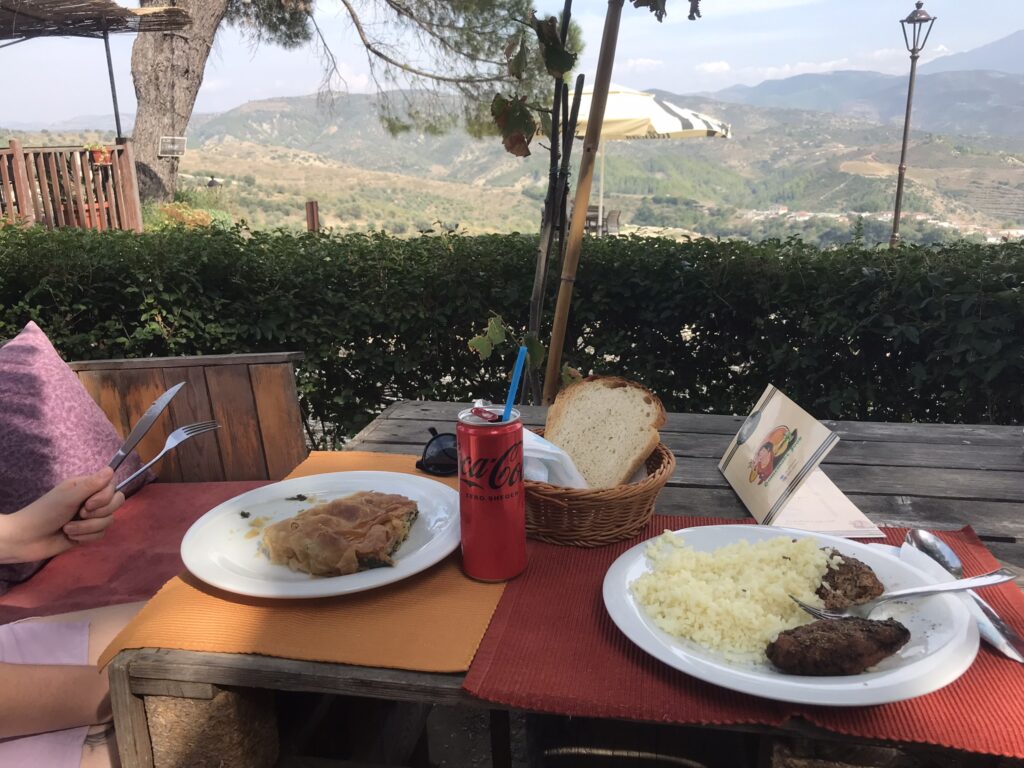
left=0, top=225, right=1020, bottom=447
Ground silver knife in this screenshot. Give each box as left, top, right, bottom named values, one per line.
left=965, top=586, right=1024, bottom=664
left=108, top=382, right=186, bottom=471
left=905, top=532, right=1024, bottom=664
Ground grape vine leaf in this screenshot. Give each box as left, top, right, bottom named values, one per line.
left=529, top=13, right=577, bottom=79
left=491, top=94, right=537, bottom=157
left=486, top=315, right=507, bottom=345
left=468, top=335, right=493, bottom=359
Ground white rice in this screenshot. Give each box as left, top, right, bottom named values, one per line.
left=630, top=532, right=836, bottom=661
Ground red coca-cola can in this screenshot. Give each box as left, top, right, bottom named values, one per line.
left=457, top=406, right=527, bottom=581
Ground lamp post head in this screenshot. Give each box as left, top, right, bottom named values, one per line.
left=901, top=1, right=936, bottom=54
left=904, top=2, right=934, bottom=24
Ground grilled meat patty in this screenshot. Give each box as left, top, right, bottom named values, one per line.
left=766, top=618, right=910, bottom=676
left=817, top=549, right=885, bottom=610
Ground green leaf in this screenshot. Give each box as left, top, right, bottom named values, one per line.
left=468, top=335, right=493, bottom=359
left=486, top=314, right=507, bottom=345
left=524, top=333, right=546, bottom=369
left=560, top=364, right=583, bottom=386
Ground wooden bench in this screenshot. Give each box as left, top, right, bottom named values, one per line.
left=69, top=352, right=308, bottom=482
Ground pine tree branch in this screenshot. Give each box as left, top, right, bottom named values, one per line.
left=337, top=0, right=506, bottom=85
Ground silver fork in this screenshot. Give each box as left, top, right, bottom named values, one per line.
left=790, top=569, right=1017, bottom=621
left=116, top=421, right=219, bottom=492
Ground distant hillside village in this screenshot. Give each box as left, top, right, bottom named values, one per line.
left=743, top=206, right=1024, bottom=244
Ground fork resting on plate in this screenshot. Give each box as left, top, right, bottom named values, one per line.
left=791, top=568, right=1016, bottom=621
left=116, top=421, right=219, bottom=492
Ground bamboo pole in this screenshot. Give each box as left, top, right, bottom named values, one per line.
left=527, top=0, right=575, bottom=405
left=542, top=0, right=625, bottom=404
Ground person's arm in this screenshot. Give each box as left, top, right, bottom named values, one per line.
left=0, top=662, right=110, bottom=738
left=0, top=469, right=122, bottom=564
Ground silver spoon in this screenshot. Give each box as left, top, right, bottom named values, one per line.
left=906, top=529, right=1024, bottom=663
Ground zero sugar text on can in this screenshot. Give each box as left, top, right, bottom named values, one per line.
left=456, top=407, right=527, bottom=581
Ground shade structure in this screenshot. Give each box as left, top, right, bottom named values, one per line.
left=573, top=83, right=731, bottom=224
left=0, top=1, right=189, bottom=40
left=0, top=1, right=191, bottom=138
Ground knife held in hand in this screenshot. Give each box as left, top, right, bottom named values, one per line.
left=108, top=381, right=186, bottom=471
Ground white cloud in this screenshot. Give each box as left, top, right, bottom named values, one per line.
left=860, top=44, right=952, bottom=72
left=623, top=57, right=664, bottom=74
left=695, top=61, right=731, bottom=74
left=740, top=58, right=852, bottom=82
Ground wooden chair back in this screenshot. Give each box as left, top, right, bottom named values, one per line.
left=604, top=210, right=621, bottom=235
left=69, top=352, right=308, bottom=482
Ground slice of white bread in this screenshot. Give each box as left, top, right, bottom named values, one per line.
left=544, top=376, right=666, bottom=489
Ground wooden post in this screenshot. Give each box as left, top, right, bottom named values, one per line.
left=55, top=150, right=79, bottom=227
left=46, top=152, right=66, bottom=227
left=117, top=138, right=144, bottom=232
left=34, top=152, right=56, bottom=228
left=81, top=151, right=99, bottom=230
left=1, top=145, right=18, bottom=224
left=8, top=138, right=35, bottom=224
left=542, top=0, right=625, bottom=405
left=305, top=200, right=320, bottom=232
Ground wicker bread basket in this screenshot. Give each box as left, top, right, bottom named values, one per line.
left=523, top=428, right=676, bottom=547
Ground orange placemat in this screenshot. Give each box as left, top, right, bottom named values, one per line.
left=100, top=452, right=503, bottom=673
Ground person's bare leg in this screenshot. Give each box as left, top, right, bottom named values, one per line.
left=27, top=602, right=144, bottom=768
left=32, top=601, right=145, bottom=666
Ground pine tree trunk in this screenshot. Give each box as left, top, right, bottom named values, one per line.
left=131, top=0, right=229, bottom=202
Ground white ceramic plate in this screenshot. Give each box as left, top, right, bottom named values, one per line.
left=603, top=525, right=978, bottom=706
left=181, top=471, right=460, bottom=598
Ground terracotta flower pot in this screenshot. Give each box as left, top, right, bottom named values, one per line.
left=89, top=148, right=112, bottom=166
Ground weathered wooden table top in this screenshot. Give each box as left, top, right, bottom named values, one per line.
left=353, top=401, right=1024, bottom=568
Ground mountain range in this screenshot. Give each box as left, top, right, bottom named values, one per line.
left=923, top=29, right=1024, bottom=75
left=703, top=31, right=1024, bottom=139
left=4, top=29, right=1022, bottom=239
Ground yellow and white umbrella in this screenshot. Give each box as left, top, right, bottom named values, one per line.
left=574, top=84, right=731, bottom=222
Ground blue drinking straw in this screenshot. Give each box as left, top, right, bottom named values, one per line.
left=502, top=345, right=528, bottom=422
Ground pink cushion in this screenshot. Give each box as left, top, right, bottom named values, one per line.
left=0, top=321, right=149, bottom=593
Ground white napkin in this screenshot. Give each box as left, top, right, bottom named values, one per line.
left=523, top=430, right=589, bottom=488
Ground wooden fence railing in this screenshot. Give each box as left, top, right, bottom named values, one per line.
left=0, top=138, right=143, bottom=232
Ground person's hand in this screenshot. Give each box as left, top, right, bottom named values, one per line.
left=0, top=468, right=124, bottom=564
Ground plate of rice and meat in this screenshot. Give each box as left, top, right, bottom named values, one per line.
left=603, top=525, right=978, bottom=706
left=181, top=472, right=460, bottom=598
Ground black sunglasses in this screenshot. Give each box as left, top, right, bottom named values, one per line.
left=415, top=427, right=458, bottom=476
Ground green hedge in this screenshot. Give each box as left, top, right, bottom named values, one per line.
left=1, top=225, right=1021, bottom=446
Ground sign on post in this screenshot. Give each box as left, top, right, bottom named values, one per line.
left=157, top=137, right=187, bottom=158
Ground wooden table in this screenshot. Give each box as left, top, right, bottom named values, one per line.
left=109, top=401, right=1024, bottom=767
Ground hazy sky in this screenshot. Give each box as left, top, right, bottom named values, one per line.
left=2, top=0, right=1021, bottom=126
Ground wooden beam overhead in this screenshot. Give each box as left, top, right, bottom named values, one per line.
left=0, top=0, right=190, bottom=40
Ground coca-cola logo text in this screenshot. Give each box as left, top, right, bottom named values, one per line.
left=460, top=440, right=523, bottom=490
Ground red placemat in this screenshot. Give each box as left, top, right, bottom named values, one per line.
left=464, top=515, right=1024, bottom=757
left=0, top=482, right=266, bottom=623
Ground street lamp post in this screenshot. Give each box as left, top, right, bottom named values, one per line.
left=889, top=1, right=936, bottom=249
